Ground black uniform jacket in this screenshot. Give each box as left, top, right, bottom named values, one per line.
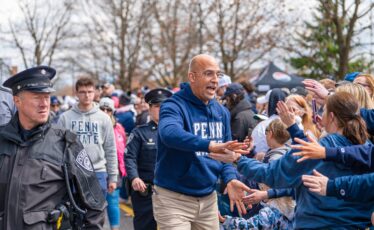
left=125, top=120, right=158, bottom=184
left=0, top=115, right=106, bottom=229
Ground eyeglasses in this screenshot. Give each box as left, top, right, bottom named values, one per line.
left=265, top=128, right=270, bottom=134
left=77, top=90, right=94, bottom=95
left=193, top=70, right=225, bottom=79
left=100, top=107, right=113, bottom=112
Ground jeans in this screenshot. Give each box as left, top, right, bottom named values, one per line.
left=107, top=189, right=120, bottom=228
left=96, top=172, right=108, bottom=197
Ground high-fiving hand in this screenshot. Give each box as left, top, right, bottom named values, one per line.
left=226, top=179, right=252, bottom=215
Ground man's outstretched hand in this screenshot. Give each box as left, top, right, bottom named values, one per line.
left=209, top=141, right=246, bottom=154
left=226, top=179, right=252, bottom=215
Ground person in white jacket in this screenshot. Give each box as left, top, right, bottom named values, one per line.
left=58, top=77, right=118, bottom=197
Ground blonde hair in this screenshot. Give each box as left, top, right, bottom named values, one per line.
left=355, top=74, right=374, bottom=101
left=336, top=83, right=374, bottom=109
left=319, top=79, right=336, bottom=91
left=286, top=95, right=321, bottom=138
left=267, top=119, right=290, bottom=145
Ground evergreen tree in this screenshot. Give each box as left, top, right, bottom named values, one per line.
left=289, top=0, right=373, bottom=80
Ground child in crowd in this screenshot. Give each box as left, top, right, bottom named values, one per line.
left=221, top=119, right=295, bottom=230
left=99, top=97, right=127, bottom=230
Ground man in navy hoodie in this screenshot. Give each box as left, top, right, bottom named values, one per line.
left=152, top=54, right=250, bottom=230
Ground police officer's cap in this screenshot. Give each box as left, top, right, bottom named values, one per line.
left=144, top=88, right=172, bottom=105
left=3, top=66, right=56, bottom=95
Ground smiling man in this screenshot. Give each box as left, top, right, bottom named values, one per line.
left=152, top=54, right=250, bottom=230
left=0, top=66, right=105, bottom=229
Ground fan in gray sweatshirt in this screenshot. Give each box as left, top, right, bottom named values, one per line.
left=58, top=103, right=118, bottom=183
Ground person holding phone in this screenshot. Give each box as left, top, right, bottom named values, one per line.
left=211, top=92, right=374, bottom=228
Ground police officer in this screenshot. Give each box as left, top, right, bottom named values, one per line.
left=125, top=88, right=172, bottom=230
left=0, top=66, right=106, bottom=229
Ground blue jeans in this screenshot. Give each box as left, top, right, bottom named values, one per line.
left=107, top=189, right=120, bottom=228
left=95, top=172, right=108, bottom=197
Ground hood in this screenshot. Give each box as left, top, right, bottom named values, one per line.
left=71, top=102, right=100, bottom=115
left=229, top=98, right=252, bottom=119
left=175, top=82, right=215, bottom=108
left=267, top=88, right=286, bottom=116
left=264, top=146, right=290, bottom=162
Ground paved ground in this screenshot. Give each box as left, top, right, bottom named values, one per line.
left=103, top=203, right=134, bottom=230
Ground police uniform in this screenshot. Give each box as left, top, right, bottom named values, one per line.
left=0, top=66, right=106, bottom=229
left=125, top=88, right=172, bottom=230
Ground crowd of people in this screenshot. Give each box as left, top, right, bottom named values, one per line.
left=1, top=54, right=374, bottom=230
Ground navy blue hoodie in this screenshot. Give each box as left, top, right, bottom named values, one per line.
left=327, top=171, right=374, bottom=202
left=236, top=124, right=373, bottom=229
left=323, top=107, right=374, bottom=171
left=154, top=83, right=237, bottom=196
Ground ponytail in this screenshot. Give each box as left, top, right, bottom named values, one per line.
left=327, top=92, right=368, bottom=145
left=342, top=115, right=368, bottom=145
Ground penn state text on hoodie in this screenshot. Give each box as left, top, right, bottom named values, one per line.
left=57, top=103, right=118, bottom=182
left=154, top=83, right=237, bottom=197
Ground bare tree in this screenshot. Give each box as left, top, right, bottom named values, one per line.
left=8, top=0, right=74, bottom=69
left=208, top=0, right=291, bottom=80
left=326, top=0, right=374, bottom=78
left=142, top=0, right=204, bottom=87
left=77, top=0, right=150, bottom=91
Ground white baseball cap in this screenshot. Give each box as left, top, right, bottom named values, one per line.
left=99, top=97, right=115, bottom=111
left=218, top=74, right=232, bottom=88
left=256, top=90, right=272, bottom=104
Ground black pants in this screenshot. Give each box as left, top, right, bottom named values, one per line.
left=130, top=189, right=157, bottom=230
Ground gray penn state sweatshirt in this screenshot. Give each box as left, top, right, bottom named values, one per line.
left=58, top=103, right=118, bottom=182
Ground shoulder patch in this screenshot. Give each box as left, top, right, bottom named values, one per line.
left=127, top=133, right=134, bottom=145
left=76, top=149, right=93, bottom=172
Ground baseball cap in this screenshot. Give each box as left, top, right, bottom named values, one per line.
left=256, top=90, right=272, bottom=104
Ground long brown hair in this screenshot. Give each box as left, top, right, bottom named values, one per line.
left=326, top=91, right=368, bottom=144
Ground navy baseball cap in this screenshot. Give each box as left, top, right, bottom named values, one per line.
left=3, top=66, right=56, bottom=95
left=145, top=88, right=172, bottom=105
left=222, top=83, right=244, bottom=99
left=50, top=95, right=60, bottom=105
left=344, top=72, right=360, bottom=82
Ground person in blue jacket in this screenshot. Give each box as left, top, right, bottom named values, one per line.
left=152, top=54, right=251, bottom=230
left=210, top=91, right=374, bottom=229
left=292, top=132, right=374, bottom=227
left=283, top=108, right=374, bottom=226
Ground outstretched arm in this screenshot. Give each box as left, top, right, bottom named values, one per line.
left=292, top=136, right=374, bottom=171
left=236, top=150, right=317, bottom=189
left=303, top=170, right=374, bottom=202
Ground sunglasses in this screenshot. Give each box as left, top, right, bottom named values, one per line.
left=100, top=107, right=113, bottom=112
